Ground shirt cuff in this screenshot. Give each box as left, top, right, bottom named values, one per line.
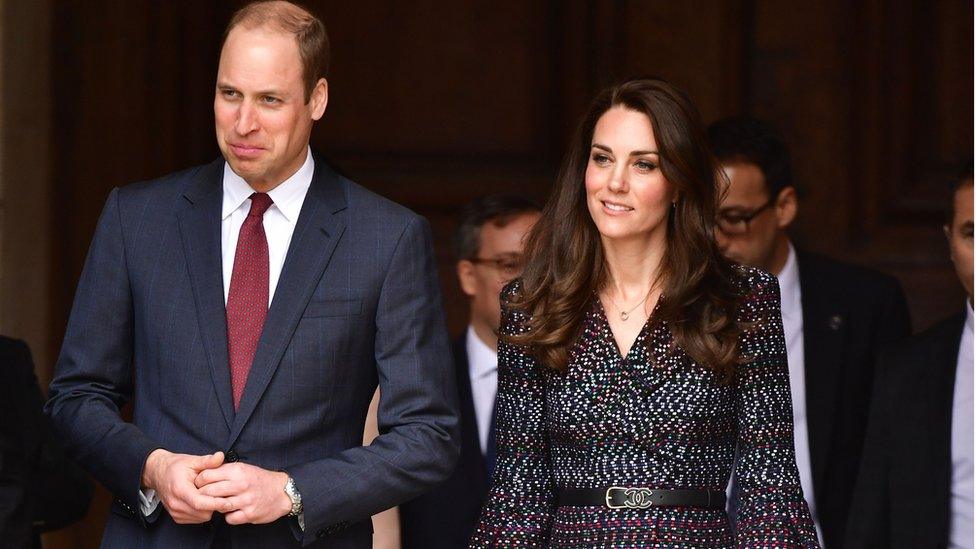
left=139, top=488, right=161, bottom=516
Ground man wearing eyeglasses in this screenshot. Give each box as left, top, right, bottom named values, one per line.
left=708, top=116, right=910, bottom=549
left=399, top=194, right=540, bottom=549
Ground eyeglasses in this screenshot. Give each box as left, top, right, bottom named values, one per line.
left=468, top=255, right=525, bottom=281
left=716, top=198, right=775, bottom=235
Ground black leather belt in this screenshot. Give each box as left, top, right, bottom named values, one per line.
left=558, top=487, right=726, bottom=510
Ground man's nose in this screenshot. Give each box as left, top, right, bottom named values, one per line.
left=235, top=102, right=259, bottom=135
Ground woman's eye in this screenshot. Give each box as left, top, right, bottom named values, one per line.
left=635, top=160, right=657, bottom=172
left=592, top=154, right=611, bottom=166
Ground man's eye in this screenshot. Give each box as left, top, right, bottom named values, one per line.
left=262, top=96, right=281, bottom=104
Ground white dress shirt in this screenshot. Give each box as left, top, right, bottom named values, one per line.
left=221, top=148, right=314, bottom=306
left=140, top=148, right=314, bottom=517
left=949, top=300, right=974, bottom=549
left=466, top=326, right=499, bottom=454
left=777, top=243, right=824, bottom=546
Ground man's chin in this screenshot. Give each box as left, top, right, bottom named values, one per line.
left=226, top=159, right=262, bottom=181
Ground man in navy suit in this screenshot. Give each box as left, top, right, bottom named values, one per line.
left=399, top=195, right=539, bottom=548
left=45, top=2, right=458, bottom=547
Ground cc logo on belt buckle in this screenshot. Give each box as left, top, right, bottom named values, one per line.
left=605, top=487, right=655, bottom=509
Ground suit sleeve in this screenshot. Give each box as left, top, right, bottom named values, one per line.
left=468, top=281, right=555, bottom=548
left=733, top=273, right=820, bottom=548
left=44, top=188, right=160, bottom=517
left=287, top=215, right=459, bottom=545
left=844, top=348, right=892, bottom=548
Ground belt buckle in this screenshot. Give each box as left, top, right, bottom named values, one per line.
left=605, top=486, right=655, bottom=509
left=605, top=487, right=626, bottom=509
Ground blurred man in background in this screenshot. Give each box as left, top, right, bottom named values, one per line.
left=709, top=116, right=911, bottom=548
left=399, top=195, right=540, bottom=549
left=0, top=337, right=92, bottom=548
left=847, top=164, right=973, bottom=548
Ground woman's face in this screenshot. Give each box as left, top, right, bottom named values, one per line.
left=584, top=106, right=675, bottom=244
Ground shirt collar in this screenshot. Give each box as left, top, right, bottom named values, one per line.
left=776, top=242, right=802, bottom=319
left=466, top=325, right=498, bottom=379
left=966, top=299, right=973, bottom=334
left=221, top=147, right=314, bottom=222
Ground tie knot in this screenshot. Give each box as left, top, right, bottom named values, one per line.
left=248, top=193, right=273, bottom=217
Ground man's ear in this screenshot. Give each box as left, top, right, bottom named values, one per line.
left=310, top=78, right=328, bottom=120
left=774, top=186, right=798, bottom=229
left=456, top=260, right=478, bottom=297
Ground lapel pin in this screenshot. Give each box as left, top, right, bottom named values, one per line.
left=828, top=314, right=843, bottom=330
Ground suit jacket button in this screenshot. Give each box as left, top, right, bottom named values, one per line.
left=225, top=449, right=240, bottom=462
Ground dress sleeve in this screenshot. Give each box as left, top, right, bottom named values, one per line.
left=732, top=271, right=820, bottom=548
left=469, top=281, right=555, bottom=547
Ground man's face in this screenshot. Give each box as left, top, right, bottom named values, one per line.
left=457, top=212, right=540, bottom=339
left=215, top=26, right=327, bottom=190
left=715, top=161, right=794, bottom=272
left=946, top=181, right=974, bottom=301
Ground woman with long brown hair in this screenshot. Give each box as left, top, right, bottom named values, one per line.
left=469, top=78, right=819, bottom=548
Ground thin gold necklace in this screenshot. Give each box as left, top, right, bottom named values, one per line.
left=608, top=290, right=651, bottom=321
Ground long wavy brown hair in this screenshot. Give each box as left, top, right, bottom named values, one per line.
left=504, top=77, right=746, bottom=381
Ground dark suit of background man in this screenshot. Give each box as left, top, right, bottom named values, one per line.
left=708, top=117, right=911, bottom=549
left=45, top=2, right=458, bottom=547
left=847, top=165, right=974, bottom=549
left=0, top=337, right=93, bottom=548
left=399, top=195, right=540, bottom=549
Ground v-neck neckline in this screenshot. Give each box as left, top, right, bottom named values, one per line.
left=595, top=293, right=663, bottom=362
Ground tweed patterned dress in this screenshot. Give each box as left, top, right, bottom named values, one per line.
left=469, top=267, right=819, bottom=548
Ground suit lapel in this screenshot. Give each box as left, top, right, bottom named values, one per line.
left=926, top=313, right=966, bottom=526
left=177, top=158, right=235, bottom=430
left=797, top=253, right=847, bottom=495
left=226, top=155, right=348, bottom=447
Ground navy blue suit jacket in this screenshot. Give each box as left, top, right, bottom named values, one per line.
left=46, top=155, right=459, bottom=548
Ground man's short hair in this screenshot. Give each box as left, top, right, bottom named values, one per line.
left=223, top=1, right=329, bottom=103
left=707, top=116, right=793, bottom=198
left=452, top=194, right=541, bottom=262
left=947, top=158, right=974, bottom=224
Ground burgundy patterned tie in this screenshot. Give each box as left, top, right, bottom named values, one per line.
left=226, top=192, right=273, bottom=410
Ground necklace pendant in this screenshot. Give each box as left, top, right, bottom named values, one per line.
left=620, top=311, right=629, bottom=321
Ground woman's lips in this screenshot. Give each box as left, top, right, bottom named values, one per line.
left=602, top=200, right=634, bottom=215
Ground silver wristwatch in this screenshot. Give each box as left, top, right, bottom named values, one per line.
left=284, top=476, right=303, bottom=517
